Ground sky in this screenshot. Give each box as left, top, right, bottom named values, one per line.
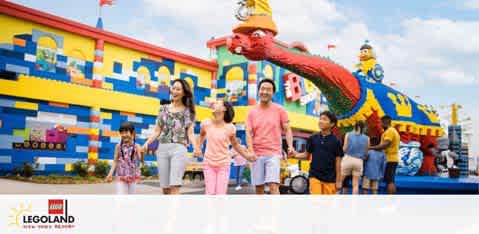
left=9, top=0, right=479, bottom=157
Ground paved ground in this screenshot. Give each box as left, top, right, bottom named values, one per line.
left=0, top=178, right=257, bottom=194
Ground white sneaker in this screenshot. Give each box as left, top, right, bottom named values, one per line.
left=235, top=185, right=242, bottom=191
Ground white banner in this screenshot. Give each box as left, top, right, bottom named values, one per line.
left=1, top=195, right=478, bottom=234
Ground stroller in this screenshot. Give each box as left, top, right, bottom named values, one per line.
left=280, top=157, right=309, bottom=194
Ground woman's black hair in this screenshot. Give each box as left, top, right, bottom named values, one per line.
left=119, top=121, right=136, bottom=161
left=172, top=79, right=196, bottom=122
left=160, top=99, right=171, bottom=105
left=223, top=101, right=235, bottom=123
left=354, top=120, right=366, bottom=134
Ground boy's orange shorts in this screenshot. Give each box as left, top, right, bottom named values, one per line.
left=309, top=177, right=336, bottom=195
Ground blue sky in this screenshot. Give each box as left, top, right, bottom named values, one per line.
left=10, top=0, right=479, bottom=157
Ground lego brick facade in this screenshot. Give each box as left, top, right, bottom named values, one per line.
left=0, top=2, right=325, bottom=175
left=212, top=46, right=329, bottom=118
left=0, top=7, right=216, bottom=175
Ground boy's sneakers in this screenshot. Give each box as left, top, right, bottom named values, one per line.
left=235, top=185, right=242, bottom=191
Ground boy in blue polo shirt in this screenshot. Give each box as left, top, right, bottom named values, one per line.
left=295, top=111, right=344, bottom=194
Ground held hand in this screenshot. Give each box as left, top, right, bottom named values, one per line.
left=247, top=149, right=257, bottom=162
left=290, top=150, right=300, bottom=159
left=141, top=144, right=149, bottom=154
left=287, top=146, right=294, bottom=154
left=105, top=174, right=113, bottom=183
left=193, top=149, right=202, bottom=158
left=247, top=153, right=257, bottom=162
left=287, top=147, right=296, bottom=158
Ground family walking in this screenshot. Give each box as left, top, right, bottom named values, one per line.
left=106, top=78, right=400, bottom=195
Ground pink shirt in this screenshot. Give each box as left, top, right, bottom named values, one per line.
left=202, top=120, right=236, bottom=167
left=247, top=103, right=289, bottom=156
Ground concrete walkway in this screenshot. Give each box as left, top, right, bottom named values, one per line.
left=0, top=178, right=256, bottom=194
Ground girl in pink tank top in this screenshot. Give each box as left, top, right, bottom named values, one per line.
left=194, top=100, right=254, bottom=195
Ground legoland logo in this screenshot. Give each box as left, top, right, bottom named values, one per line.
left=8, top=199, right=77, bottom=230
left=48, top=199, right=64, bottom=214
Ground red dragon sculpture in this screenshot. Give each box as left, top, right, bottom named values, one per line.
left=226, top=8, right=442, bottom=175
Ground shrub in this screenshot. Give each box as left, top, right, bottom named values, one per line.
left=72, top=160, right=88, bottom=177
left=141, top=164, right=151, bottom=177
left=94, top=160, right=111, bottom=178
left=20, top=162, right=33, bottom=178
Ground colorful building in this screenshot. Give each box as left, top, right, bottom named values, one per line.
left=0, top=1, right=323, bottom=175
left=207, top=37, right=330, bottom=152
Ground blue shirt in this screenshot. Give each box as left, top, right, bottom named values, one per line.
left=307, top=133, right=344, bottom=183
left=344, top=132, right=369, bottom=159
left=364, top=150, right=386, bottom=180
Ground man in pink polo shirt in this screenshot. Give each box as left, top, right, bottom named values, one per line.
left=246, top=78, right=294, bottom=194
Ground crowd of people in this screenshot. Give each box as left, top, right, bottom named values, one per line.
left=105, top=78, right=400, bottom=195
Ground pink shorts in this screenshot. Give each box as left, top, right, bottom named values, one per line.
left=203, top=163, right=231, bottom=195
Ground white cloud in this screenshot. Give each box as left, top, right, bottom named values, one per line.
left=131, top=0, right=479, bottom=88
left=429, top=69, right=478, bottom=84
left=132, top=0, right=478, bottom=155
left=271, top=0, right=346, bottom=40
left=136, top=0, right=347, bottom=57
left=401, top=18, right=479, bottom=54
left=141, top=0, right=237, bottom=35
left=126, top=19, right=167, bottom=46
left=373, top=18, right=479, bottom=87
left=463, top=0, right=479, bottom=10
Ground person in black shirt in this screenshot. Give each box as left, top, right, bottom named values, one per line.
left=295, top=111, right=344, bottom=195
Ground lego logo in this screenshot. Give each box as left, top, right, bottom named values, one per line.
left=48, top=200, right=64, bottom=214
left=49, top=204, right=63, bottom=210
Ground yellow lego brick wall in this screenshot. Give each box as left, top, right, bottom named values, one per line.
left=0, top=14, right=95, bottom=61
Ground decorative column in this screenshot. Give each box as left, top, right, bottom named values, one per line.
left=88, top=107, right=101, bottom=165
left=92, top=39, right=104, bottom=88
left=247, top=63, right=257, bottom=105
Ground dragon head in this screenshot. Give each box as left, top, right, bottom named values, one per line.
left=227, top=29, right=275, bottom=61
left=227, top=13, right=277, bottom=61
